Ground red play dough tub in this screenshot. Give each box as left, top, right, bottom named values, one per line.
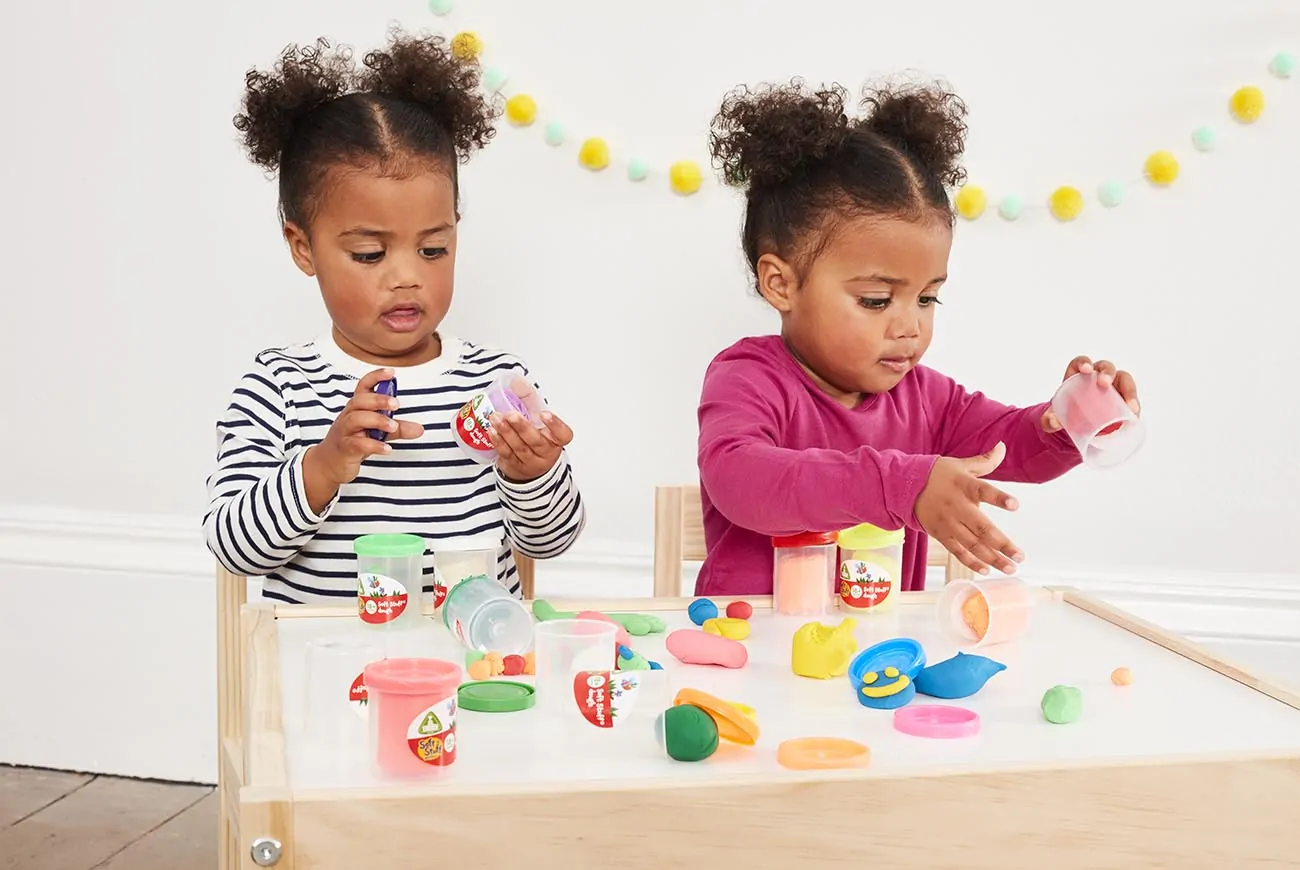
left=364, top=657, right=462, bottom=778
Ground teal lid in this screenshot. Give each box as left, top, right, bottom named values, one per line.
left=457, top=680, right=535, bottom=713
left=353, top=533, right=426, bottom=558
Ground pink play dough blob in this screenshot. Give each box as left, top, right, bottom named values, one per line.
left=665, top=629, right=748, bottom=668
left=575, top=610, right=631, bottom=646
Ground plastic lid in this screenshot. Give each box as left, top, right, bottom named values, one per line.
left=363, top=657, right=461, bottom=695
left=848, top=638, right=927, bottom=685
left=836, top=523, right=905, bottom=551
left=771, top=532, right=838, bottom=548
left=353, top=533, right=427, bottom=558
left=893, top=704, right=980, bottom=739
left=776, top=737, right=871, bottom=770
left=458, top=680, right=535, bottom=712
left=435, top=535, right=501, bottom=553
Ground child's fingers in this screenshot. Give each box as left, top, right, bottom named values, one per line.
left=1041, top=409, right=1062, bottom=432
left=505, top=414, right=552, bottom=453
left=488, top=415, right=532, bottom=458
left=354, top=368, right=396, bottom=396
left=1113, top=370, right=1140, bottom=413
left=539, top=412, right=574, bottom=446
left=1062, top=355, right=1093, bottom=380
left=344, top=409, right=399, bottom=437
left=348, top=390, right=400, bottom=413
left=392, top=420, right=425, bottom=441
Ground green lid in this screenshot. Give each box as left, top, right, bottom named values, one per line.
left=457, top=680, right=535, bottom=713
left=353, top=533, right=426, bottom=558
left=836, top=523, right=904, bottom=551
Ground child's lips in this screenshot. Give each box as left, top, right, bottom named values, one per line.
left=380, top=305, right=423, bottom=331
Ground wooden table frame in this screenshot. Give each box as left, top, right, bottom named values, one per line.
left=216, top=570, right=1300, bottom=869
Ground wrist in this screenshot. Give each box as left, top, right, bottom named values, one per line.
left=302, top=445, right=342, bottom=514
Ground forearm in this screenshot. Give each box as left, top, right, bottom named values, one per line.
left=497, top=454, right=586, bottom=559
left=301, top=445, right=343, bottom=516
left=979, top=402, right=1082, bottom=484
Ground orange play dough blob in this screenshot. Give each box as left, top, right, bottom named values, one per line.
left=961, top=593, right=990, bottom=639
left=777, top=737, right=870, bottom=770
left=1110, top=667, right=1133, bottom=686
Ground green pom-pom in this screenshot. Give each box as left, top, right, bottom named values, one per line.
left=627, top=159, right=650, bottom=182
left=657, top=704, right=719, bottom=762
left=1269, top=51, right=1295, bottom=79
left=1041, top=685, right=1083, bottom=724
left=997, top=194, right=1022, bottom=220
left=1191, top=126, right=1217, bottom=152
left=428, top=0, right=453, bottom=14
left=1097, top=180, right=1125, bottom=208
left=481, top=67, right=507, bottom=93
left=544, top=122, right=565, bottom=146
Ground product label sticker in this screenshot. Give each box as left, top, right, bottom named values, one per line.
left=573, top=671, right=643, bottom=728
left=406, top=696, right=457, bottom=766
left=431, top=567, right=448, bottom=609
left=348, top=671, right=368, bottom=718
left=357, top=573, right=408, bottom=624
left=454, top=394, right=496, bottom=453
left=838, top=560, right=892, bottom=609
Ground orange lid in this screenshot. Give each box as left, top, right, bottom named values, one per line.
left=673, top=688, right=760, bottom=746
left=776, top=737, right=871, bottom=771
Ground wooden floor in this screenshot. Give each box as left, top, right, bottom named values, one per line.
left=0, top=766, right=214, bottom=869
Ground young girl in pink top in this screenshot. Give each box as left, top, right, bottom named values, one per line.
left=696, top=79, right=1143, bottom=596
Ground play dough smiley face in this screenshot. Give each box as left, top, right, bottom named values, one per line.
left=860, top=666, right=909, bottom=699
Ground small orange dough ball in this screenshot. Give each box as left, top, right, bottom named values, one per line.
left=522, top=651, right=536, bottom=675
left=961, top=593, right=990, bottom=639
left=467, top=659, right=492, bottom=680
left=1111, top=667, right=1133, bottom=686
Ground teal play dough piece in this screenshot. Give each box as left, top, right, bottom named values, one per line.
left=997, top=194, right=1022, bottom=220
left=1269, top=51, right=1295, bottom=78
left=914, top=652, right=1006, bottom=700
left=1041, top=685, right=1083, bottom=724
left=427, top=0, right=453, bottom=14
left=544, top=121, right=565, bottom=146
left=1191, top=126, right=1217, bottom=152
left=627, top=158, right=650, bottom=181
left=481, top=66, right=507, bottom=92
left=1097, top=180, right=1124, bottom=208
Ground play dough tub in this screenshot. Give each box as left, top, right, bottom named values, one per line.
left=218, top=582, right=1300, bottom=870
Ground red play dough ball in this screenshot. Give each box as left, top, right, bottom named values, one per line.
left=1096, top=421, right=1123, bottom=436
left=726, top=600, right=753, bottom=619
left=501, top=654, right=526, bottom=676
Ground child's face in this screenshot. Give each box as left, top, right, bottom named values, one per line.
left=759, top=214, right=952, bottom=402
left=284, top=163, right=458, bottom=367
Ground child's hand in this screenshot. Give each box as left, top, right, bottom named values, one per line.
left=1041, top=356, right=1141, bottom=432
left=491, top=411, right=574, bottom=483
left=914, top=442, right=1024, bottom=576
left=303, top=368, right=424, bottom=507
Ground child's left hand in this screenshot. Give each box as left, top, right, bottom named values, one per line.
left=490, top=411, right=575, bottom=483
left=1041, top=355, right=1141, bottom=433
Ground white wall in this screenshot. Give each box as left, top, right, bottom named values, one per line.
left=1, top=0, right=1297, bottom=782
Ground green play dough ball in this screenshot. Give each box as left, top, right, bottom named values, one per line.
left=465, top=649, right=485, bottom=667
left=656, top=704, right=719, bottom=762
left=1041, top=685, right=1083, bottom=724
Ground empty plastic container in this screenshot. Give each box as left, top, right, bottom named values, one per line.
left=353, top=534, right=427, bottom=628
left=364, top=657, right=462, bottom=778
left=772, top=532, right=837, bottom=615
left=835, top=524, right=905, bottom=613
left=302, top=637, right=381, bottom=757
left=532, top=619, right=619, bottom=718
left=441, top=575, right=533, bottom=654
left=431, top=535, right=499, bottom=610
left=451, top=371, right=550, bottom=464
left=937, top=577, right=1034, bottom=648
left=1049, top=371, right=1145, bottom=469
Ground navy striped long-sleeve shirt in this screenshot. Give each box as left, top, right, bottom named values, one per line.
left=202, top=333, right=586, bottom=604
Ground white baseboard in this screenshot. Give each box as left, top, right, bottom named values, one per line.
left=0, top=504, right=1296, bottom=784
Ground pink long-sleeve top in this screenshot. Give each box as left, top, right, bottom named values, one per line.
left=695, top=335, right=1082, bottom=596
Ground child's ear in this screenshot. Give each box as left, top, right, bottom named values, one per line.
left=283, top=222, right=316, bottom=277
left=755, top=253, right=797, bottom=312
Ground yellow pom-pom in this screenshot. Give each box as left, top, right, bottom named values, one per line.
left=1144, top=150, right=1179, bottom=185
left=578, top=137, right=610, bottom=171
left=1048, top=186, right=1084, bottom=222
left=1230, top=86, right=1264, bottom=123
left=504, top=94, right=537, bottom=126
left=669, top=160, right=702, bottom=196
left=954, top=185, right=987, bottom=220
left=450, top=31, right=483, bottom=60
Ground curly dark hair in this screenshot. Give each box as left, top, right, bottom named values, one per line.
left=709, top=77, right=968, bottom=277
left=233, top=27, right=500, bottom=227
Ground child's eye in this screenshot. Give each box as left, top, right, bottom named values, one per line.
left=919, top=296, right=943, bottom=307
left=351, top=251, right=383, bottom=264
left=421, top=247, right=449, bottom=259
left=858, top=297, right=889, bottom=310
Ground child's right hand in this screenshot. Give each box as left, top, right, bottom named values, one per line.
left=302, top=368, right=424, bottom=511
left=914, top=442, right=1024, bottom=576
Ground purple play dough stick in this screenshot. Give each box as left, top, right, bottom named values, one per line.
left=367, top=377, right=398, bottom=441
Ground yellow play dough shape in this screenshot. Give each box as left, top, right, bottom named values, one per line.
left=727, top=700, right=757, bottom=721
left=791, top=618, right=858, bottom=679
left=954, top=185, right=987, bottom=220
left=669, top=160, right=702, bottom=195
left=1230, top=86, right=1264, bottom=123
left=1049, top=186, right=1084, bottom=222
left=450, top=31, right=483, bottom=60
left=505, top=94, right=537, bottom=126
left=859, top=666, right=911, bottom=698
left=1144, top=150, right=1179, bottom=185
left=578, top=137, right=610, bottom=171
left=702, top=617, right=750, bottom=640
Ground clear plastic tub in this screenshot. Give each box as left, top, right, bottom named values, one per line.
left=551, top=669, right=674, bottom=755
left=353, top=533, right=427, bottom=629
left=441, top=575, right=533, bottom=654
left=771, top=532, right=837, bottom=615
left=936, top=577, right=1034, bottom=648
left=451, top=371, right=549, bottom=464
left=302, top=637, right=381, bottom=758
left=364, top=657, right=462, bottom=778
left=532, top=619, right=619, bottom=718
left=835, top=524, right=905, bottom=613
left=1049, top=371, right=1145, bottom=469
left=431, top=535, right=499, bottom=610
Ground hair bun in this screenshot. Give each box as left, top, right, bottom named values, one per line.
left=234, top=38, right=354, bottom=172
left=708, top=79, right=852, bottom=190
left=860, top=83, right=969, bottom=188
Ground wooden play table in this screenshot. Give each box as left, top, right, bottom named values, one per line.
left=216, top=580, right=1300, bottom=868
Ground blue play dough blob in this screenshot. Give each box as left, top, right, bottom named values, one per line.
left=914, top=652, right=1006, bottom=700
left=848, top=638, right=926, bottom=710
left=648, top=661, right=663, bottom=670
left=688, top=598, right=718, bottom=626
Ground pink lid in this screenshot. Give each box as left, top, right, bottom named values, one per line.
left=364, top=657, right=462, bottom=695
left=892, top=704, right=980, bottom=739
